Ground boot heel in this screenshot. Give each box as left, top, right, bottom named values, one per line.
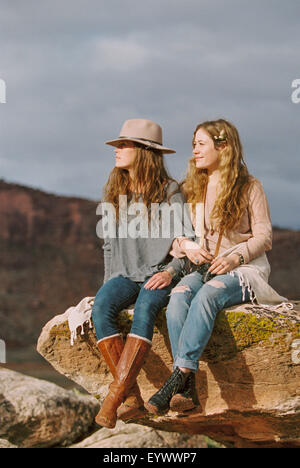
left=169, top=372, right=199, bottom=412
left=169, top=394, right=198, bottom=412
left=117, top=404, right=146, bottom=421
left=144, top=401, right=169, bottom=416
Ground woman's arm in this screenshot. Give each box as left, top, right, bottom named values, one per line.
left=163, top=257, right=186, bottom=278
left=143, top=257, right=185, bottom=290
left=169, top=237, right=189, bottom=258
left=170, top=237, right=214, bottom=264
left=209, top=179, right=273, bottom=275
left=231, top=179, right=272, bottom=264
left=167, top=184, right=213, bottom=265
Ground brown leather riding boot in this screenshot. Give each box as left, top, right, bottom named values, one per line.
left=95, top=335, right=151, bottom=428
left=97, top=334, right=145, bottom=422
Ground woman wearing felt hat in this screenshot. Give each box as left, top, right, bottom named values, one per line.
left=92, top=118, right=193, bottom=428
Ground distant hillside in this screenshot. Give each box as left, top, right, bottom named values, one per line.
left=0, top=180, right=103, bottom=347
left=0, top=180, right=299, bottom=348
left=267, top=227, right=300, bottom=301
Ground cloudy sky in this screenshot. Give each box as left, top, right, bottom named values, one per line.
left=0, top=0, right=299, bottom=228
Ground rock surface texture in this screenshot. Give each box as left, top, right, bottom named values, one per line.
left=69, top=420, right=208, bottom=449
left=37, top=301, right=300, bottom=448
left=0, top=368, right=99, bottom=448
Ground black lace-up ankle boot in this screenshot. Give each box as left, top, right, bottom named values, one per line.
left=145, top=367, right=189, bottom=415
left=170, top=371, right=200, bottom=412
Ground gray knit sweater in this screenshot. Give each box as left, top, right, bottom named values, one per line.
left=102, top=181, right=194, bottom=283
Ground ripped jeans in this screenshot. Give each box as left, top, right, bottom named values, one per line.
left=166, top=271, right=250, bottom=372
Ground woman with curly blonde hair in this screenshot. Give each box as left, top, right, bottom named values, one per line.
left=146, top=118, right=287, bottom=415
left=92, top=118, right=191, bottom=429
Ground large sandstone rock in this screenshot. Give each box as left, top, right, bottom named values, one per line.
left=0, top=368, right=99, bottom=448
left=37, top=301, right=300, bottom=448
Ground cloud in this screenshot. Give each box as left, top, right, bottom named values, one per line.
left=90, top=37, right=150, bottom=71
left=0, top=0, right=299, bottom=228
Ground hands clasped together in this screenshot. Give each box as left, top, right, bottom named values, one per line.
left=144, top=239, right=241, bottom=291
left=181, top=239, right=240, bottom=276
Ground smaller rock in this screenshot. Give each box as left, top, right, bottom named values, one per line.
left=0, top=439, right=18, bottom=448
left=69, top=420, right=207, bottom=449
left=0, top=368, right=99, bottom=448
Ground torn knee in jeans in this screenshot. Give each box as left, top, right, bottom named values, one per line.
left=171, top=285, right=191, bottom=294
left=207, top=280, right=226, bottom=289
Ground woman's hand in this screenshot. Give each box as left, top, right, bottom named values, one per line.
left=144, top=271, right=173, bottom=290
left=181, top=239, right=214, bottom=265
left=208, top=254, right=240, bottom=275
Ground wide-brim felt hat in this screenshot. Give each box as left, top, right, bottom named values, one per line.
left=105, top=118, right=176, bottom=154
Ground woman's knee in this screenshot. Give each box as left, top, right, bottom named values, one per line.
left=166, top=287, right=191, bottom=323
left=194, top=281, right=227, bottom=316
left=167, top=284, right=192, bottom=310
left=199, top=280, right=226, bottom=300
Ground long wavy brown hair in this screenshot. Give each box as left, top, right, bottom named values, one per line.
left=102, top=144, right=178, bottom=220
left=182, top=119, right=252, bottom=235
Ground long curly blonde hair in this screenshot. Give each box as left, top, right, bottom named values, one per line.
left=103, top=144, right=178, bottom=220
left=182, top=119, right=252, bottom=235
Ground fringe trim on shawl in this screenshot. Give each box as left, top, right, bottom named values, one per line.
left=230, top=270, right=294, bottom=311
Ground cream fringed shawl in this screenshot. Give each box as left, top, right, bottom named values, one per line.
left=218, top=245, right=293, bottom=310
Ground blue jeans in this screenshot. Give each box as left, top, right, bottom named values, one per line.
left=166, top=271, right=250, bottom=372
left=92, top=275, right=178, bottom=343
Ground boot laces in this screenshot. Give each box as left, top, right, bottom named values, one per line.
left=155, top=368, right=186, bottom=399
